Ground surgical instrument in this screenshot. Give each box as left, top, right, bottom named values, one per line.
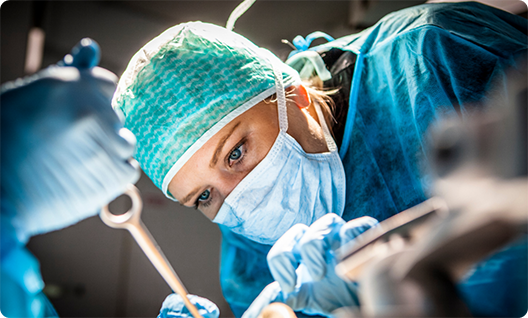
left=100, top=184, right=203, bottom=318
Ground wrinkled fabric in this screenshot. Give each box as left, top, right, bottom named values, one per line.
left=218, top=225, right=274, bottom=317
left=112, top=22, right=300, bottom=198
left=218, top=3, right=528, bottom=317
left=336, top=2, right=527, bottom=222
left=459, top=236, right=528, bottom=317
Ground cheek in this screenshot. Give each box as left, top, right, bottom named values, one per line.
left=200, top=191, right=224, bottom=220
left=217, top=170, right=246, bottom=193
left=254, top=128, right=278, bottom=160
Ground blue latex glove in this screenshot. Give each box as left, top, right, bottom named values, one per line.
left=243, top=213, right=378, bottom=318
left=1, top=38, right=139, bottom=241
left=158, top=294, right=220, bottom=318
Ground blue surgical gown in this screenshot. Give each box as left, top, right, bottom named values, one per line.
left=219, top=2, right=528, bottom=317
left=1, top=203, right=59, bottom=318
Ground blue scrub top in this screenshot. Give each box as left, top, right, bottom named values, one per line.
left=218, top=2, right=527, bottom=317
left=1, top=212, right=58, bottom=318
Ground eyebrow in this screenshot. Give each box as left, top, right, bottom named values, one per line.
left=209, top=121, right=241, bottom=168
left=180, top=187, right=202, bottom=206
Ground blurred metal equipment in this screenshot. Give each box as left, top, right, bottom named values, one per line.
left=100, top=184, right=204, bottom=318
left=335, top=62, right=528, bottom=317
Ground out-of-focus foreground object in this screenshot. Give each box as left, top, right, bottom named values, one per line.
left=335, top=61, right=528, bottom=317
left=100, top=185, right=203, bottom=318
left=1, top=37, right=139, bottom=243
left=257, top=303, right=296, bottom=318
left=1, top=38, right=140, bottom=318
left=158, top=294, right=220, bottom=318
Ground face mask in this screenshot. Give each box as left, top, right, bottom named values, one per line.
left=212, top=64, right=346, bottom=245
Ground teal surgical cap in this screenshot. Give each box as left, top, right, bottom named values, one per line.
left=112, top=22, right=300, bottom=199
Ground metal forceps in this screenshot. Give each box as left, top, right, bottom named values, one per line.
left=100, top=184, right=203, bottom=318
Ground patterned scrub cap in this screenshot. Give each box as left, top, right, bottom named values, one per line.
left=112, top=21, right=300, bottom=199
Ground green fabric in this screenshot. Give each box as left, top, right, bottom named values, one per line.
left=112, top=22, right=299, bottom=196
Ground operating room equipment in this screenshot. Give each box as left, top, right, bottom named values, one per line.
left=100, top=184, right=203, bottom=318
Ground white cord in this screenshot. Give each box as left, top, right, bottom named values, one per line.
left=272, top=63, right=288, bottom=132
left=313, top=100, right=337, bottom=152
left=226, top=0, right=257, bottom=31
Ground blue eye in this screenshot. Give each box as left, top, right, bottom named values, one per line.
left=226, top=141, right=246, bottom=168
left=229, top=147, right=242, bottom=161
left=198, top=190, right=210, bottom=201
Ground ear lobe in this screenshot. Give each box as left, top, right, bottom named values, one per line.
left=294, top=84, right=311, bottom=109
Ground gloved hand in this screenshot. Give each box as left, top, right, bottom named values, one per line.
left=158, top=294, right=220, bottom=318
left=1, top=38, right=139, bottom=241
left=242, top=213, right=379, bottom=318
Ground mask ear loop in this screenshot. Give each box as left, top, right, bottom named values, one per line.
left=273, top=63, right=336, bottom=152
left=272, top=64, right=288, bottom=132
left=313, top=101, right=338, bottom=153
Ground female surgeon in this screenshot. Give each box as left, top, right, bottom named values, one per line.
left=112, top=2, right=527, bottom=317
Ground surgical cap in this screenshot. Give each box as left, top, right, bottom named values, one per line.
left=112, top=22, right=300, bottom=199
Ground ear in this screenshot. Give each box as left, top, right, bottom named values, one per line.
left=292, top=84, right=311, bottom=109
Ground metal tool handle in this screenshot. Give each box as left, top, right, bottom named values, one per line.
left=101, top=184, right=203, bottom=318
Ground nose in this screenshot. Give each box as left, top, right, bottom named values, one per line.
left=213, top=169, right=250, bottom=203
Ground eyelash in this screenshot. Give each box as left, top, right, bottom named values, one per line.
left=194, top=140, right=247, bottom=209
left=194, top=189, right=212, bottom=209
left=227, top=141, right=246, bottom=167
left=195, top=199, right=212, bottom=209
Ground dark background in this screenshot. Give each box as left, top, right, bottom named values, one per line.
left=1, top=1, right=526, bottom=317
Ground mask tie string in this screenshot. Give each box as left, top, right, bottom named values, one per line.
left=272, top=63, right=288, bottom=132
left=313, top=101, right=337, bottom=153
left=226, top=0, right=257, bottom=31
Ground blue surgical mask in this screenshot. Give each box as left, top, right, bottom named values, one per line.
left=212, top=65, right=346, bottom=245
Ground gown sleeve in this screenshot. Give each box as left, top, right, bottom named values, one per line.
left=217, top=225, right=273, bottom=317
left=340, top=1, right=527, bottom=222
left=1, top=244, right=59, bottom=318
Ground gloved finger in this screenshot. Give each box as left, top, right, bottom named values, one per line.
left=267, top=224, right=308, bottom=293
left=64, top=38, right=101, bottom=69
left=242, top=282, right=283, bottom=318
left=339, top=216, right=379, bottom=246
left=298, top=213, right=345, bottom=281
left=158, top=294, right=220, bottom=318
